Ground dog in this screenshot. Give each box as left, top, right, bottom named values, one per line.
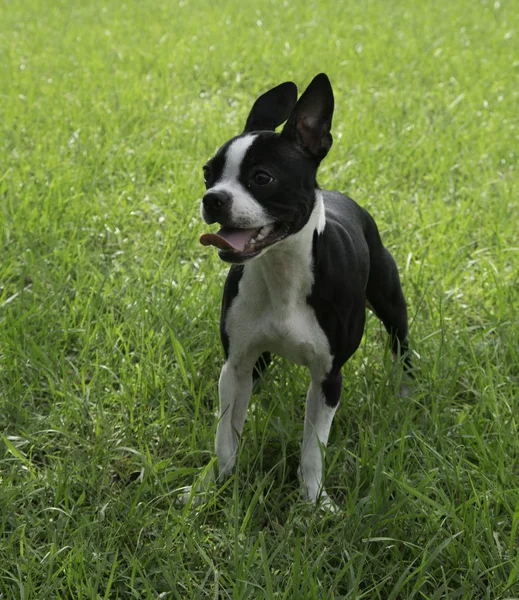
left=198, top=73, right=411, bottom=507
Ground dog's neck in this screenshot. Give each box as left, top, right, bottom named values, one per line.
left=243, top=191, right=325, bottom=303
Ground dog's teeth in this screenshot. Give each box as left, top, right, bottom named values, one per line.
left=256, top=232, right=265, bottom=241
left=249, top=237, right=256, bottom=244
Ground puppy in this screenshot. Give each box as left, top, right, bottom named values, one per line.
left=199, top=73, right=411, bottom=506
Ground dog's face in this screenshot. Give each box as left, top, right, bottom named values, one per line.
left=200, top=132, right=318, bottom=263
left=200, top=74, right=335, bottom=263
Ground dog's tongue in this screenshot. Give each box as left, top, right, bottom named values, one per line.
left=200, top=227, right=256, bottom=252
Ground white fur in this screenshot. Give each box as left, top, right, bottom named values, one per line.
left=206, top=135, right=271, bottom=228
left=224, top=193, right=331, bottom=374
left=215, top=192, right=337, bottom=503
left=299, top=381, right=338, bottom=507
left=215, top=360, right=254, bottom=477
left=222, top=135, right=256, bottom=180
left=315, top=190, right=326, bottom=234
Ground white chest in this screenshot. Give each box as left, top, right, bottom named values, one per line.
left=225, top=227, right=332, bottom=377
left=263, top=300, right=329, bottom=369
left=228, top=286, right=329, bottom=367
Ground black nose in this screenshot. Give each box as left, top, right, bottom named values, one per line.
left=203, top=190, right=231, bottom=212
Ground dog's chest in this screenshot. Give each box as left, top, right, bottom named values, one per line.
left=226, top=253, right=332, bottom=373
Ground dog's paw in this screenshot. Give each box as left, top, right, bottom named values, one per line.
left=317, top=490, right=340, bottom=514
left=175, top=463, right=216, bottom=507
left=175, top=483, right=213, bottom=507
left=398, top=371, right=417, bottom=398
left=399, top=383, right=412, bottom=398
left=175, top=484, right=203, bottom=507
left=300, top=481, right=341, bottom=513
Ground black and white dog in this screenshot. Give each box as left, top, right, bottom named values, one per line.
left=199, top=73, right=411, bottom=507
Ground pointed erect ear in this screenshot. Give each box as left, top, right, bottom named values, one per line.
left=243, top=81, right=298, bottom=133
left=281, top=73, right=334, bottom=161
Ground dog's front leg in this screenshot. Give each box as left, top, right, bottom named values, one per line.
left=216, top=360, right=254, bottom=478
left=177, top=359, right=253, bottom=505
left=299, top=371, right=341, bottom=508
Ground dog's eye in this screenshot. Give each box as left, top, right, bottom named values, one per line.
left=253, top=170, right=273, bottom=186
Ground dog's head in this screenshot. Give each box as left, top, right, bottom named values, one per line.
left=200, top=73, right=334, bottom=263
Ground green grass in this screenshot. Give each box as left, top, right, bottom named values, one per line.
left=1, top=0, right=518, bottom=597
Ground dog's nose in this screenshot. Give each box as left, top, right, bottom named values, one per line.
left=203, top=190, right=231, bottom=213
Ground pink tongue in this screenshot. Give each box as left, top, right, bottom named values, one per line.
left=200, top=227, right=257, bottom=252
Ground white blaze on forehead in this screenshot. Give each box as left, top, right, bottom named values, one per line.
left=221, top=134, right=257, bottom=181
left=207, top=134, right=270, bottom=228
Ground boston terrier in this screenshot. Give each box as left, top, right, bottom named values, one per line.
left=198, top=73, right=411, bottom=507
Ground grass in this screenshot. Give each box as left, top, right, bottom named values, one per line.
left=0, top=0, right=518, bottom=597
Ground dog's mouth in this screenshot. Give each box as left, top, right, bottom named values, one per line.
left=200, top=222, right=289, bottom=262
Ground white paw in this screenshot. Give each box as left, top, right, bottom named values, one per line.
left=318, top=491, right=340, bottom=513
left=399, top=383, right=412, bottom=397
left=176, top=463, right=216, bottom=506
left=300, top=476, right=340, bottom=513
left=176, top=484, right=204, bottom=506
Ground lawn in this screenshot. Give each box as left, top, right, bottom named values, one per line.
left=1, top=0, right=518, bottom=597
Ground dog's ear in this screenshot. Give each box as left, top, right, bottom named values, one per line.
left=243, top=81, right=298, bottom=133
left=281, top=73, right=334, bottom=162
